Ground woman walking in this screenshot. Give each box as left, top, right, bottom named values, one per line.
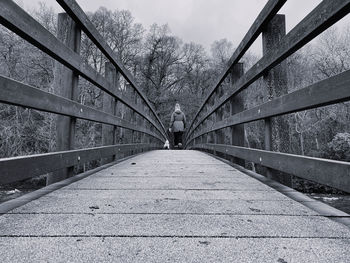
left=169, top=103, right=186, bottom=148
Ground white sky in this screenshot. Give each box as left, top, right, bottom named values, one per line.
left=20, top=0, right=350, bottom=55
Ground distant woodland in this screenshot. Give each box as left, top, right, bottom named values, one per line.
left=1, top=3, right=349, bottom=165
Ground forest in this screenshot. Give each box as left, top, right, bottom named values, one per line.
left=0, top=2, right=349, bottom=179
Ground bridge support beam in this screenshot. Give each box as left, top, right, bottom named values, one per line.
left=229, top=63, right=245, bottom=166
left=47, top=13, right=81, bottom=185
left=102, top=62, right=120, bottom=164
left=262, top=14, right=291, bottom=185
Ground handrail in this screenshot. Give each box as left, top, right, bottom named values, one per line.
left=56, top=0, right=167, bottom=139
left=188, top=0, right=350, bottom=193
left=0, top=75, right=162, bottom=140
left=190, top=68, right=350, bottom=141
left=186, top=0, right=350, bottom=145
left=0, top=144, right=158, bottom=184
left=0, top=0, right=165, bottom=141
left=194, top=144, right=350, bottom=193
left=0, top=0, right=165, bottom=185
left=185, top=0, right=287, bottom=142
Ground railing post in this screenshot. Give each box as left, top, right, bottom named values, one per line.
left=203, top=106, right=208, bottom=150
left=140, top=102, right=147, bottom=152
left=48, top=13, right=81, bottom=185
left=229, top=63, right=245, bottom=166
left=115, top=100, right=123, bottom=145
left=102, top=62, right=120, bottom=164
left=206, top=104, right=213, bottom=149
left=131, top=89, right=137, bottom=154
left=146, top=108, right=152, bottom=147
left=136, top=97, right=143, bottom=152
left=124, top=83, right=133, bottom=155
left=200, top=124, right=205, bottom=145
left=118, top=102, right=126, bottom=158
left=215, top=87, right=225, bottom=158
left=212, top=93, right=218, bottom=155
left=204, top=118, right=208, bottom=151
left=262, top=14, right=291, bottom=185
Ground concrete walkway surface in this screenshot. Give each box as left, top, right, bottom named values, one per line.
left=0, top=150, right=349, bottom=262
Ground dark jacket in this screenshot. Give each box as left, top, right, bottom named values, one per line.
left=170, top=110, right=186, bottom=132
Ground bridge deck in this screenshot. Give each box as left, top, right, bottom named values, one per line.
left=0, top=150, right=349, bottom=262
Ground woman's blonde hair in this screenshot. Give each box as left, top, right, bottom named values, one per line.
left=175, top=103, right=181, bottom=110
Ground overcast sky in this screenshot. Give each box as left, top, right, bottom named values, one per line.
left=20, top=0, right=350, bottom=55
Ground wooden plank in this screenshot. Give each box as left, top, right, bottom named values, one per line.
left=56, top=0, right=167, bottom=137
left=0, top=0, right=165, bottom=139
left=193, top=144, right=350, bottom=193
left=0, top=75, right=162, bottom=141
left=0, top=144, right=158, bottom=184
left=186, top=0, right=350, bottom=141
left=186, top=0, right=286, bottom=140
left=188, top=68, right=350, bottom=142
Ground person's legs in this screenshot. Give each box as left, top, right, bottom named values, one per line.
left=178, top=132, right=183, bottom=147
left=174, top=132, right=179, bottom=146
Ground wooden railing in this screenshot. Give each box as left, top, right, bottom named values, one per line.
left=185, top=0, right=350, bottom=193
left=0, top=0, right=167, bottom=184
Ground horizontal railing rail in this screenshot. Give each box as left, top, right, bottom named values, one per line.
left=0, top=0, right=165, bottom=140
left=0, top=0, right=166, bottom=185
left=0, top=144, right=158, bottom=184
left=194, top=144, right=350, bottom=193
left=56, top=0, right=167, bottom=138
left=0, top=76, right=161, bottom=140
left=186, top=0, right=350, bottom=145
left=185, top=0, right=287, bottom=142
left=191, top=69, right=350, bottom=139
left=187, top=0, right=350, bottom=193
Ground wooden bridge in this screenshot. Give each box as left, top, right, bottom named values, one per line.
left=0, top=0, right=350, bottom=262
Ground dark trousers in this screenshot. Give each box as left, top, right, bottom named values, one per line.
left=174, top=132, right=183, bottom=146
